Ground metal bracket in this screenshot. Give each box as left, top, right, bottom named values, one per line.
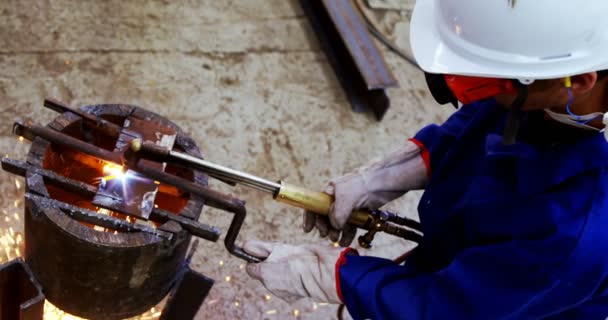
left=0, top=259, right=45, bottom=320
left=300, top=0, right=399, bottom=120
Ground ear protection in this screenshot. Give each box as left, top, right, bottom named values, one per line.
left=424, top=73, right=518, bottom=106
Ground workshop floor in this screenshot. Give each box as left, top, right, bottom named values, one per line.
left=0, top=1, right=451, bottom=319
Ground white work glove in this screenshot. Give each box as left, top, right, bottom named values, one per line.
left=244, top=240, right=355, bottom=304
left=304, top=141, right=428, bottom=246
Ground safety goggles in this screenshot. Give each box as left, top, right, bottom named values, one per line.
left=425, top=73, right=518, bottom=106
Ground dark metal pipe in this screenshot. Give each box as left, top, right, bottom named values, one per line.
left=13, top=121, right=123, bottom=165
left=43, top=98, right=123, bottom=138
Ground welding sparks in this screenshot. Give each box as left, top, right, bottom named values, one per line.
left=102, top=164, right=127, bottom=182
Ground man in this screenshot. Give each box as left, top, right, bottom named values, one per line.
left=243, top=1, right=608, bottom=319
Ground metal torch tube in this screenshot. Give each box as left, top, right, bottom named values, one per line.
left=167, top=151, right=282, bottom=194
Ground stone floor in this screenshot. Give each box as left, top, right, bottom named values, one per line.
left=0, top=1, right=451, bottom=319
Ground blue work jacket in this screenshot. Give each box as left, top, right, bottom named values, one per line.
left=339, top=100, right=608, bottom=320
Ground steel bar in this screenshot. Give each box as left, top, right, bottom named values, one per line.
left=0, top=259, right=44, bottom=320
left=45, top=97, right=237, bottom=187
left=13, top=121, right=123, bottom=165
left=1, top=158, right=221, bottom=242
left=43, top=98, right=122, bottom=137
left=133, top=160, right=260, bottom=262
left=25, top=193, right=173, bottom=239
left=2, top=157, right=98, bottom=196
left=151, top=208, right=219, bottom=241
left=299, top=0, right=398, bottom=120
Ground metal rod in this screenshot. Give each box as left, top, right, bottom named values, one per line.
left=170, top=151, right=281, bottom=194
left=1, top=158, right=221, bottom=242
left=43, top=98, right=122, bottom=138
left=25, top=193, right=173, bottom=239
left=134, top=140, right=281, bottom=194
left=13, top=121, right=123, bottom=165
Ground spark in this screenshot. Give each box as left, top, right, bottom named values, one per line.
left=293, top=309, right=300, bottom=316
left=234, top=300, right=240, bottom=307
left=219, top=260, right=224, bottom=266
left=18, top=136, right=24, bottom=142
left=313, top=302, right=318, bottom=310
left=15, top=179, right=20, bottom=189
left=264, top=294, right=271, bottom=301
left=13, top=213, right=19, bottom=221
left=225, top=276, right=231, bottom=282
left=102, top=164, right=126, bottom=182
left=154, top=204, right=158, bottom=208
left=333, top=242, right=339, bottom=248
left=266, top=310, right=277, bottom=315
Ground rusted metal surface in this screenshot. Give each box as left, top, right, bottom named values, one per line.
left=1, top=158, right=221, bottom=242
left=300, top=0, right=398, bottom=120
left=18, top=104, right=207, bottom=319
left=323, top=0, right=398, bottom=89
left=0, top=259, right=44, bottom=320
left=93, top=116, right=177, bottom=219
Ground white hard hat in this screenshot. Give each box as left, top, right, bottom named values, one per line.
left=410, top=0, right=608, bottom=81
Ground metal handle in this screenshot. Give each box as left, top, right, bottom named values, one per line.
left=273, top=182, right=372, bottom=228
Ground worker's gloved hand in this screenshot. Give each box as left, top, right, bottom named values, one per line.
left=243, top=240, right=355, bottom=304
left=304, top=140, right=428, bottom=246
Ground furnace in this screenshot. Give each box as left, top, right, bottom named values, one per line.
left=0, top=99, right=249, bottom=319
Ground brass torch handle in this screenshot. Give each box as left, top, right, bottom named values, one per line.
left=274, top=181, right=372, bottom=228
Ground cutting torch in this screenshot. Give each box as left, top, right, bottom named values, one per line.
left=130, top=139, right=422, bottom=248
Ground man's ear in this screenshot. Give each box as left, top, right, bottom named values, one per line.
left=571, top=72, right=598, bottom=93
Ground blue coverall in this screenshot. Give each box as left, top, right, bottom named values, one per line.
left=338, top=100, right=608, bottom=319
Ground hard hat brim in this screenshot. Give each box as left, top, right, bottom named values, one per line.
left=410, top=0, right=608, bottom=80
